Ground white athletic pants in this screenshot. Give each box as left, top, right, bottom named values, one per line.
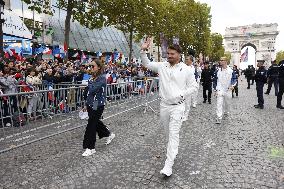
left=216, top=91, right=230, bottom=119
left=160, top=102, right=185, bottom=168
left=192, top=83, right=200, bottom=106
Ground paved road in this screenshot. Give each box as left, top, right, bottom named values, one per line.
left=0, top=77, right=283, bottom=189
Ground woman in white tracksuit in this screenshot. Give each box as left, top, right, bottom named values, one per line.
left=140, top=38, right=197, bottom=176
left=214, top=57, right=237, bottom=124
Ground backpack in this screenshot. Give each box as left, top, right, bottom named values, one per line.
left=12, top=112, right=26, bottom=127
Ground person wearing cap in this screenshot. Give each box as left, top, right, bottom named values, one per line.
left=254, top=60, right=267, bottom=109
left=213, top=57, right=237, bottom=124
left=81, top=60, right=115, bottom=157
left=276, top=60, right=284, bottom=109
left=140, top=37, right=197, bottom=177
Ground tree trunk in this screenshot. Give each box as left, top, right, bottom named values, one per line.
left=158, top=45, right=160, bottom=62
left=64, top=0, right=73, bottom=63
left=128, top=28, right=133, bottom=65
left=0, top=23, right=3, bottom=58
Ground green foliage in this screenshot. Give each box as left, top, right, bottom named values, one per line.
left=209, top=33, right=225, bottom=62
left=21, top=0, right=215, bottom=61
left=224, top=52, right=232, bottom=65
left=276, top=51, right=284, bottom=64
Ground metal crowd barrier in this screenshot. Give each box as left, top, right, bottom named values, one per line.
left=0, top=78, right=159, bottom=153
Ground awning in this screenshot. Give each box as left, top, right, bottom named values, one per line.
left=3, top=9, right=33, bottom=39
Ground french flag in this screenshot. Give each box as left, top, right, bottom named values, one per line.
left=43, top=47, right=52, bottom=55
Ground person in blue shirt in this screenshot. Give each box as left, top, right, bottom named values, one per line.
left=232, top=65, right=240, bottom=98
left=82, top=60, right=115, bottom=157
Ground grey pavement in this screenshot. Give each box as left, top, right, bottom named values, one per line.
left=0, top=77, right=284, bottom=189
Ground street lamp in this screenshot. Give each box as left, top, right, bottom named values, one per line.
left=0, top=0, right=5, bottom=57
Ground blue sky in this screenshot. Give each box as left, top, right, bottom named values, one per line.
left=197, top=0, right=283, bottom=52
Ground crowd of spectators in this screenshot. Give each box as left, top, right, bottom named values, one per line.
left=0, top=57, right=157, bottom=127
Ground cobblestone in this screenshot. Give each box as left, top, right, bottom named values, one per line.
left=0, top=77, right=283, bottom=188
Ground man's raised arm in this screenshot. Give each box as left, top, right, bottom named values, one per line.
left=140, top=37, right=161, bottom=73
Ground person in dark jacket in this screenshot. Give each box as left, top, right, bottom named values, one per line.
left=254, top=60, right=267, bottom=109
left=276, top=60, right=284, bottom=109
left=232, top=65, right=240, bottom=98
left=200, top=61, right=212, bottom=104
left=251, top=65, right=256, bottom=85
left=245, top=65, right=253, bottom=89
left=82, top=60, right=115, bottom=157
left=265, top=60, right=279, bottom=96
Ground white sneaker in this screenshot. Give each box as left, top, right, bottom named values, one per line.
left=182, top=113, right=188, bottom=122
left=82, top=148, right=96, bottom=157
left=160, top=166, right=172, bottom=177
left=105, top=133, right=115, bottom=145
left=5, top=123, right=11, bottom=127
left=215, top=117, right=222, bottom=124
left=192, top=104, right=197, bottom=108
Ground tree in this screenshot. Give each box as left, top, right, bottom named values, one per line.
left=189, top=2, right=211, bottom=58
left=21, top=0, right=105, bottom=61
left=98, top=0, right=160, bottom=63
left=208, top=33, right=225, bottom=62
left=224, top=52, right=232, bottom=65
left=276, top=50, right=284, bottom=64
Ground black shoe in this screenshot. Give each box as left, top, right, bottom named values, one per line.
left=276, top=105, right=284, bottom=109
left=254, top=105, right=264, bottom=109
left=264, top=92, right=269, bottom=95
left=247, top=87, right=250, bottom=89
left=203, top=100, right=206, bottom=103
left=208, top=101, right=211, bottom=104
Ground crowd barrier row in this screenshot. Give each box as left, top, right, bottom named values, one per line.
left=0, top=78, right=159, bottom=152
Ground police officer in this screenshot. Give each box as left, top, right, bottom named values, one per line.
left=201, top=61, right=213, bottom=104
left=276, top=60, right=284, bottom=109
left=251, top=65, right=256, bottom=85
left=254, top=60, right=267, bottom=109
left=245, top=65, right=253, bottom=89
left=265, top=60, right=279, bottom=96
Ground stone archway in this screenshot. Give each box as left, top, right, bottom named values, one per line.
left=224, top=23, right=279, bottom=69
left=239, top=42, right=257, bottom=70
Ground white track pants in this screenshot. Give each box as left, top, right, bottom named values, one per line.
left=216, top=91, right=231, bottom=119
left=192, top=83, right=200, bottom=106
left=160, top=102, right=185, bottom=168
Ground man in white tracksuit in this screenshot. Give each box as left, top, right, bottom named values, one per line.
left=214, top=57, right=237, bottom=124
left=140, top=38, right=197, bottom=176
left=184, top=55, right=198, bottom=121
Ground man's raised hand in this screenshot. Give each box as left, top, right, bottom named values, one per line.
left=141, top=36, right=152, bottom=51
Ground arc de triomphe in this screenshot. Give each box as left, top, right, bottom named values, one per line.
left=224, top=23, right=279, bottom=69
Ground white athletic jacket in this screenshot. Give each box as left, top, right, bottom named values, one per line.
left=141, top=51, right=197, bottom=105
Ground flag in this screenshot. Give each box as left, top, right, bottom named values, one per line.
left=43, top=47, right=52, bottom=55
left=72, top=52, right=80, bottom=59
left=241, top=48, right=248, bottom=62
left=4, top=52, right=9, bottom=58
left=173, top=36, right=179, bottom=45
left=81, top=52, right=87, bottom=63
left=63, top=42, right=68, bottom=57
left=5, top=49, right=14, bottom=56
left=81, top=52, right=87, bottom=59
left=160, top=33, right=168, bottom=58
left=53, top=46, right=60, bottom=56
